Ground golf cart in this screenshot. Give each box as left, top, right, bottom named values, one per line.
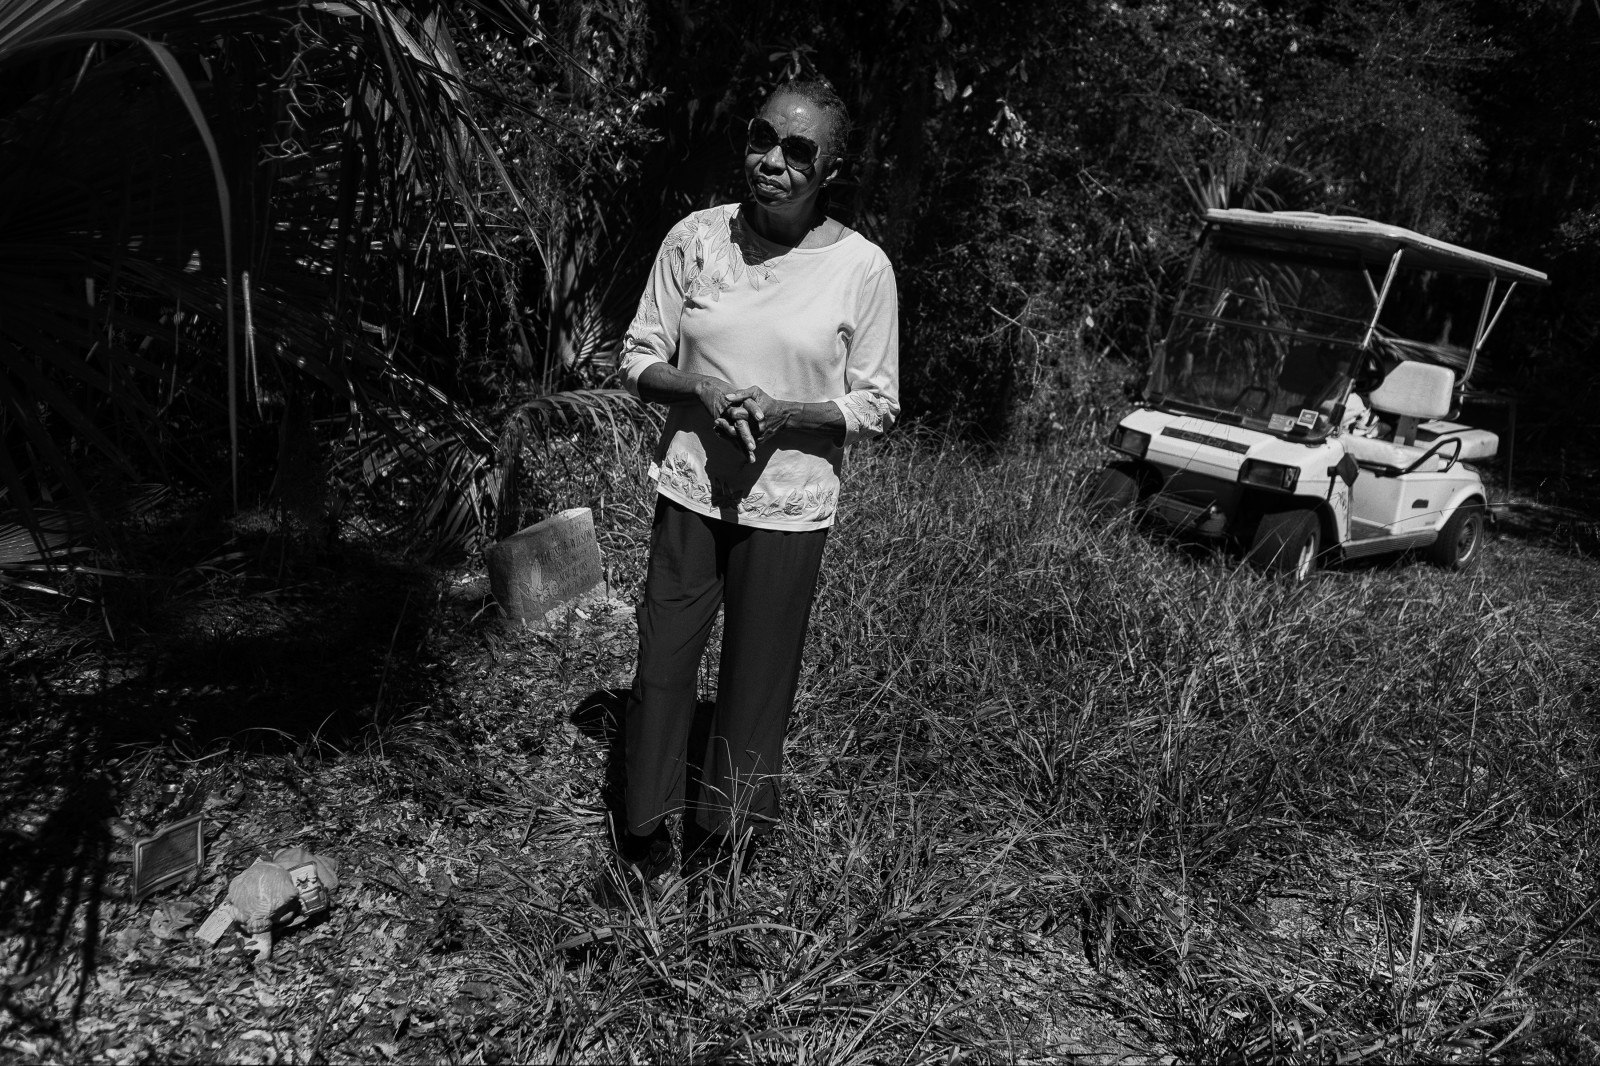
left=1089, top=209, right=1548, bottom=578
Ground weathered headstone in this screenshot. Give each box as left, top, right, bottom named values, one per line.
left=486, top=507, right=605, bottom=626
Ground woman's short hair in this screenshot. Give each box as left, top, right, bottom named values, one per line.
left=769, top=77, right=853, bottom=158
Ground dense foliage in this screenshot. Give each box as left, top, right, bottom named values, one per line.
left=579, top=0, right=1591, bottom=436
left=2, top=0, right=1597, bottom=556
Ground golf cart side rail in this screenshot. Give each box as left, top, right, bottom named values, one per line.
left=1203, top=209, right=1551, bottom=285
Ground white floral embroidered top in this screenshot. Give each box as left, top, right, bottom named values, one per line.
left=620, top=204, right=900, bottom=531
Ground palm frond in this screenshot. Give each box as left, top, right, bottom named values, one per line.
left=500, top=388, right=653, bottom=466
left=0, top=1, right=658, bottom=556
left=1175, top=117, right=1322, bottom=217
left=0, top=482, right=169, bottom=572
left=328, top=387, right=652, bottom=558
left=0, top=7, right=279, bottom=517
left=0, top=1, right=296, bottom=61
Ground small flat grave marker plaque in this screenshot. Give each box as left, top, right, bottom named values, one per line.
left=132, top=816, right=204, bottom=900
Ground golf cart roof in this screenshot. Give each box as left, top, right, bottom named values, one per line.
left=1204, top=209, right=1550, bottom=285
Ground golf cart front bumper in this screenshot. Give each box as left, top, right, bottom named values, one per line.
left=1143, top=475, right=1239, bottom=538
left=1145, top=492, right=1216, bottom=534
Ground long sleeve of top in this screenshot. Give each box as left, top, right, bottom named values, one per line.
left=618, top=204, right=900, bottom=530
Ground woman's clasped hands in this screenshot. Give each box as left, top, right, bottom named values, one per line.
left=707, top=384, right=791, bottom=463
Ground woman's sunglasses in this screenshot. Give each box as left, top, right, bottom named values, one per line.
left=746, top=118, right=820, bottom=173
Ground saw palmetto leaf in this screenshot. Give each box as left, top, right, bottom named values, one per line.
left=499, top=388, right=654, bottom=470
left=330, top=387, right=653, bottom=557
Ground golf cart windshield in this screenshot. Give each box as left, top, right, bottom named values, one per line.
left=1151, top=242, right=1375, bottom=435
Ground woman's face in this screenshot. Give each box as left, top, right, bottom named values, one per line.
left=745, top=93, right=839, bottom=215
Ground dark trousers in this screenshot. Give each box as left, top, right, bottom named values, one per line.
left=624, top=497, right=828, bottom=841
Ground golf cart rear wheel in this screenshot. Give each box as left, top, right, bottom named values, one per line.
left=1248, top=509, right=1321, bottom=580
left=1087, top=466, right=1142, bottom=520
left=1428, top=500, right=1485, bottom=570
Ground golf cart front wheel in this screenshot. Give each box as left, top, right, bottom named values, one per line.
left=1427, top=500, right=1486, bottom=570
left=1086, top=466, right=1143, bottom=521
left=1247, top=509, right=1322, bottom=580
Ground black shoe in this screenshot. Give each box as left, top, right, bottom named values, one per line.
left=613, top=822, right=674, bottom=882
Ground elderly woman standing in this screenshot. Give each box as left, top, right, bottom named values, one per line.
left=615, top=79, right=899, bottom=880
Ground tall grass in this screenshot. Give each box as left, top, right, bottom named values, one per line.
left=475, top=429, right=1600, bottom=1062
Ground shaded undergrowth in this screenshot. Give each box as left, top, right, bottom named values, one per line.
left=0, top=510, right=450, bottom=1045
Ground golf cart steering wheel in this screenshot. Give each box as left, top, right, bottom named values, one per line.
left=1231, top=384, right=1271, bottom=414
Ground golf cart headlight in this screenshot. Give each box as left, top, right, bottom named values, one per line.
left=1239, top=459, right=1300, bottom=493
left=1109, top=426, right=1150, bottom=458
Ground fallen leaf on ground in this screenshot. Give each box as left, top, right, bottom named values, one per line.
left=149, top=901, right=200, bottom=941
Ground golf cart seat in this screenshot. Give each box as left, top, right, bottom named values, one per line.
left=1341, top=361, right=1469, bottom=476
left=1341, top=434, right=1458, bottom=475
left=1415, top=419, right=1499, bottom=461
